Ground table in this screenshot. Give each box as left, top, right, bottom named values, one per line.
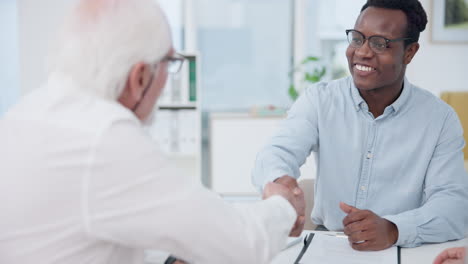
left=271, top=231, right=468, bottom=264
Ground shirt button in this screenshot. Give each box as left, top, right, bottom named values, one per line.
left=360, top=186, right=366, bottom=191
left=367, top=153, right=373, bottom=159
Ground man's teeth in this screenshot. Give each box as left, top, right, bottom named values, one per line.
left=356, top=64, right=374, bottom=72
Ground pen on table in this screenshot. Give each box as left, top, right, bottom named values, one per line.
left=324, top=232, right=366, bottom=244
left=324, top=232, right=347, bottom=238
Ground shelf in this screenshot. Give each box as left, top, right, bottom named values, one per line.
left=158, top=103, right=197, bottom=110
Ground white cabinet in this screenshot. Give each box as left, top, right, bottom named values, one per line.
left=209, top=113, right=316, bottom=196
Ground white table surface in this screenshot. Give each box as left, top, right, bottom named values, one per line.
left=271, top=230, right=468, bottom=264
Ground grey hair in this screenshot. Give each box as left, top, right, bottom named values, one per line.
left=47, top=0, right=172, bottom=99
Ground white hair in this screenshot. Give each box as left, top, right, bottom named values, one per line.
left=47, top=0, right=172, bottom=99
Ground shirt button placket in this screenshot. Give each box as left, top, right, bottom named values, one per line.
left=356, top=121, right=377, bottom=208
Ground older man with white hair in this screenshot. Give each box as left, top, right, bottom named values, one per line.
left=0, top=0, right=305, bottom=263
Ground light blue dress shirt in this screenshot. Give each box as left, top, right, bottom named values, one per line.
left=252, top=76, right=468, bottom=247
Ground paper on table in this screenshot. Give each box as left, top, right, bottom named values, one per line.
left=300, top=233, right=398, bottom=264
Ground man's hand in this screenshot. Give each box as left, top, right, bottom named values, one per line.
left=263, top=175, right=305, bottom=236
left=340, top=202, right=398, bottom=251
left=433, top=247, right=466, bottom=264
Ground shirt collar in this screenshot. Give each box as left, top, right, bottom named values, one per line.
left=349, top=77, right=412, bottom=114
left=350, top=78, right=365, bottom=112
left=389, top=77, right=412, bottom=114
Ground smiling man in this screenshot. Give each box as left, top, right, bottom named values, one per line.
left=252, top=0, right=468, bottom=251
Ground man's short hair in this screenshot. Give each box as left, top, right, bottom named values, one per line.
left=361, top=0, right=428, bottom=46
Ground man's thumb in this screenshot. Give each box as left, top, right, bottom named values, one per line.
left=339, top=202, right=357, bottom=214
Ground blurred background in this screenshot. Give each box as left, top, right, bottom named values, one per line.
left=1, top=0, right=467, bottom=201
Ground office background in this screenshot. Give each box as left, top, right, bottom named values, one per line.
left=1, top=0, right=467, bottom=199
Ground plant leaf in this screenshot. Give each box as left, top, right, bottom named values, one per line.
left=301, top=56, right=319, bottom=64
left=288, top=84, right=299, bottom=101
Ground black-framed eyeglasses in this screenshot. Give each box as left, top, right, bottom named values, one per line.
left=345, top=29, right=412, bottom=53
left=161, top=53, right=186, bottom=74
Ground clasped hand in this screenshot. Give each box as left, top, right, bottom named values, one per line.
left=433, top=247, right=466, bottom=264
left=340, top=202, right=399, bottom=251
left=262, top=175, right=306, bottom=237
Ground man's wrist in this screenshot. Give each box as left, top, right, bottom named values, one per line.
left=388, top=221, right=399, bottom=246
left=273, top=174, right=289, bottom=183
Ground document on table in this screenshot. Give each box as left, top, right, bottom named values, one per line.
left=298, top=233, right=399, bottom=264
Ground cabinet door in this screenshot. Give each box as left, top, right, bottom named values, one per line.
left=210, top=115, right=316, bottom=195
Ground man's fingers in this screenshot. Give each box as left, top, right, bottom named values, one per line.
left=347, top=229, right=372, bottom=244
left=343, top=219, right=367, bottom=236
left=297, top=215, right=305, bottom=225
left=432, top=247, right=466, bottom=264
left=448, top=247, right=466, bottom=259
left=350, top=240, right=372, bottom=251
left=294, top=215, right=305, bottom=228
left=343, top=210, right=370, bottom=226
left=293, top=187, right=302, bottom=195
left=433, top=250, right=449, bottom=264
left=289, top=228, right=301, bottom=237
left=339, top=202, right=354, bottom=214
left=289, top=216, right=305, bottom=237
left=295, top=193, right=306, bottom=215
left=287, top=187, right=305, bottom=216
left=274, top=175, right=299, bottom=190
left=339, top=202, right=360, bottom=214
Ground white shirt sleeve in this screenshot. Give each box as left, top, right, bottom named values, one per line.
left=83, top=119, right=296, bottom=264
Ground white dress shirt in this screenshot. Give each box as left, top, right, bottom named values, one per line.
left=0, top=74, right=296, bottom=264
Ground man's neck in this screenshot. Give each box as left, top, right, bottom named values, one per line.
left=359, top=81, right=404, bottom=118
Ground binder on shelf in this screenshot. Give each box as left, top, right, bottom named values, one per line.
left=179, top=58, right=189, bottom=104
left=187, top=56, right=197, bottom=102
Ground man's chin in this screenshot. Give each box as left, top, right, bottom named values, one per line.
left=353, top=79, right=378, bottom=92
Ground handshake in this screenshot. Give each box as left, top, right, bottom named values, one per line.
left=263, top=175, right=306, bottom=237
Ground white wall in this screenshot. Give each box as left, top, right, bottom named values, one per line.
left=210, top=113, right=316, bottom=196
left=16, top=0, right=185, bottom=95
left=16, top=0, right=468, bottom=97
left=0, top=0, right=20, bottom=115
left=17, top=0, right=77, bottom=95
left=406, top=0, right=468, bottom=95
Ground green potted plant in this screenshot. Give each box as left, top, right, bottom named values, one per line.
left=288, top=56, right=326, bottom=101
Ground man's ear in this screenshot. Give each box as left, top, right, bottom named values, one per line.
left=118, top=62, right=152, bottom=109
left=403, top=42, right=420, bottom=65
